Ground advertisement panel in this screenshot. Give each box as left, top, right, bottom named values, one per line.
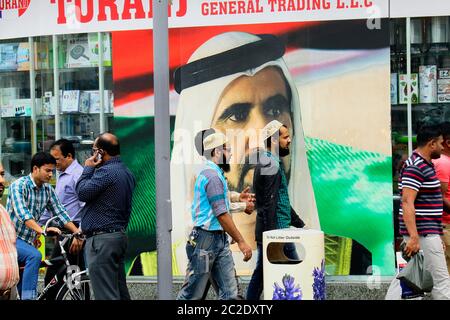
left=112, top=18, right=395, bottom=276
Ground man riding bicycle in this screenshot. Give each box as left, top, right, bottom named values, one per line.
left=7, top=152, right=82, bottom=300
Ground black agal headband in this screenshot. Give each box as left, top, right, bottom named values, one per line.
left=174, top=34, right=285, bottom=94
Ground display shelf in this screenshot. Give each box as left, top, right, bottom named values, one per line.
left=0, top=70, right=30, bottom=76
left=36, top=66, right=112, bottom=74
left=391, top=103, right=450, bottom=111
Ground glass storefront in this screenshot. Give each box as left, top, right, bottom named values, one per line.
left=0, top=32, right=113, bottom=183
left=391, top=16, right=450, bottom=249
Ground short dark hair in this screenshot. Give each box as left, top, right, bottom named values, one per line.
left=31, top=152, right=56, bottom=171
left=50, top=139, right=75, bottom=158
left=441, top=122, right=450, bottom=141
left=96, top=133, right=120, bottom=156
left=194, top=128, right=216, bottom=156
left=416, top=124, right=442, bottom=147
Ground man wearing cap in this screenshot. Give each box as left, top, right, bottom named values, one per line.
left=171, top=32, right=319, bottom=276
left=177, top=131, right=253, bottom=300
left=246, top=120, right=305, bottom=300
left=194, top=128, right=255, bottom=299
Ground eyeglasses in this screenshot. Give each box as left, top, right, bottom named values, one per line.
left=91, top=147, right=99, bottom=156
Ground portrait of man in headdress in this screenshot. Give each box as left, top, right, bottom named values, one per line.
left=170, top=32, right=319, bottom=273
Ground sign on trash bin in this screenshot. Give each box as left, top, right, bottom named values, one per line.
left=263, top=228, right=325, bottom=300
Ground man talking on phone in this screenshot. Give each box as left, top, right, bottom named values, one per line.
left=76, top=133, right=136, bottom=300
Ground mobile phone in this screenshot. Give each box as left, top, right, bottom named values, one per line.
left=96, top=150, right=103, bottom=162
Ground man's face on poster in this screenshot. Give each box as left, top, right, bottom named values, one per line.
left=211, top=66, right=293, bottom=192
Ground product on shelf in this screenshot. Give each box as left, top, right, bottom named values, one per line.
left=438, top=79, right=450, bottom=94
left=438, top=68, right=450, bottom=79
left=437, top=71, right=450, bottom=103
left=16, top=42, right=50, bottom=71
left=1, top=99, right=39, bottom=118
left=61, top=90, right=89, bottom=113
left=66, top=38, right=91, bottom=68
left=399, top=74, right=419, bottom=104
left=66, top=34, right=111, bottom=68
left=0, top=43, right=18, bottom=71
left=437, top=94, right=450, bottom=103
left=38, top=92, right=56, bottom=116
left=419, top=65, right=437, bottom=103
left=391, top=73, right=398, bottom=105
left=0, top=87, right=19, bottom=106
left=88, top=33, right=112, bottom=67
left=85, top=90, right=113, bottom=113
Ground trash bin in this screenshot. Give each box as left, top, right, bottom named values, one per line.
left=263, top=228, right=325, bottom=300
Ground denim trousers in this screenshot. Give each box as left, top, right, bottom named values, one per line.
left=246, top=242, right=298, bottom=300
left=16, top=238, right=42, bottom=300
left=177, top=228, right=237, bottom=300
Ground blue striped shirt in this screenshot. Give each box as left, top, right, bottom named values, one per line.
left=7, top=174, right=71, bottom=245
left=191, top=161, right=230, bottom=231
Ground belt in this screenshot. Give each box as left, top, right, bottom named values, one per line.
left=194, top=227, right=225, bottom=234
left=84, top=228, right=125, bottom=239
left=0, top=288, right=11, bottom=300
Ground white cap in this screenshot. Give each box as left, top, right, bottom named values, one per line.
left=262, top=120, right=284, bottom=141
left=203, top=132, right=228, bottom=151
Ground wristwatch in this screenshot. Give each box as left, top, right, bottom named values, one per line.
left=73, top=231, right=84, bottom=240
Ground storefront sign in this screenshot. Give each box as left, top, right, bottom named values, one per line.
left=390, top=0, right=450, bottom=18
left=1, top=0, right=388, bottom=39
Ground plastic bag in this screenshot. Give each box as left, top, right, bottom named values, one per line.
left=397, top=251, right=433, bottom=293
left=385, top=278, right=402, bottom=300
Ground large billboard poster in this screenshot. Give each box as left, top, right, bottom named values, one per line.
left=112, top=18, right=395, bottom=277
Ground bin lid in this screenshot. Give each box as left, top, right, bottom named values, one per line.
left=263, top=228, right=323, bottom=237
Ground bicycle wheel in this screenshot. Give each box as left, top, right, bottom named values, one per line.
left=55, top=275, right=94, bottom=300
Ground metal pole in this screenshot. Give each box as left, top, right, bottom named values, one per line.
left=153, top=0, right=173, bottom=299
left=29, top=37, right=37, bottom=155
left=406, top=18, right=413, bottom=155
left=53, top=35, right=61, bottom=140
left=99, top=32, right=105, bottom=133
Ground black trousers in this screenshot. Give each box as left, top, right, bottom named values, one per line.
left=85, top=231, right=130, bottom=300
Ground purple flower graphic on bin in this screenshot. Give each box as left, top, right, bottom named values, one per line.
left=312, top=259, right=326, bottom=300
left=272, top=274, right=302, bottom=300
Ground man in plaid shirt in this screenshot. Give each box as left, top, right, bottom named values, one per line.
left=7, top=152, right=82, bottom=300
left=0, top=162, right=19, bottom=300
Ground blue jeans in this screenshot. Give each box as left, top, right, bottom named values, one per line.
left=247, top=242, right=298, bottom=300
left=177, top=228, right=238, bottom=300
left=16, top=238, right=42, bottom=300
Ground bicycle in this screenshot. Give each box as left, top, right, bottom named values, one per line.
left=19, top=216, right=93, bottom=300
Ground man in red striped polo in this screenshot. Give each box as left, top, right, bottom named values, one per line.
left=432, top=122, right=450, bottom=275
left=0, top=162, right=19, bottom=300
left=399, top=124, right=450, bottom=299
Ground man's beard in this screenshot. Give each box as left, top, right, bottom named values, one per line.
left=219, top=163, right=231, bottom=173
left=431, top=150, right=441, bottom=160
left=279, top=146, right=290, bottom=158
left=218, top=154, right=231, bottom=173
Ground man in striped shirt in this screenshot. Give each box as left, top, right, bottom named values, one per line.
left=0, top=162, right=19, bottom=300
left=7, top=152, right=82, bottom=300
left=177, top=131, right=252, bottom=300
left=399, top=124, right=450, bottom=299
